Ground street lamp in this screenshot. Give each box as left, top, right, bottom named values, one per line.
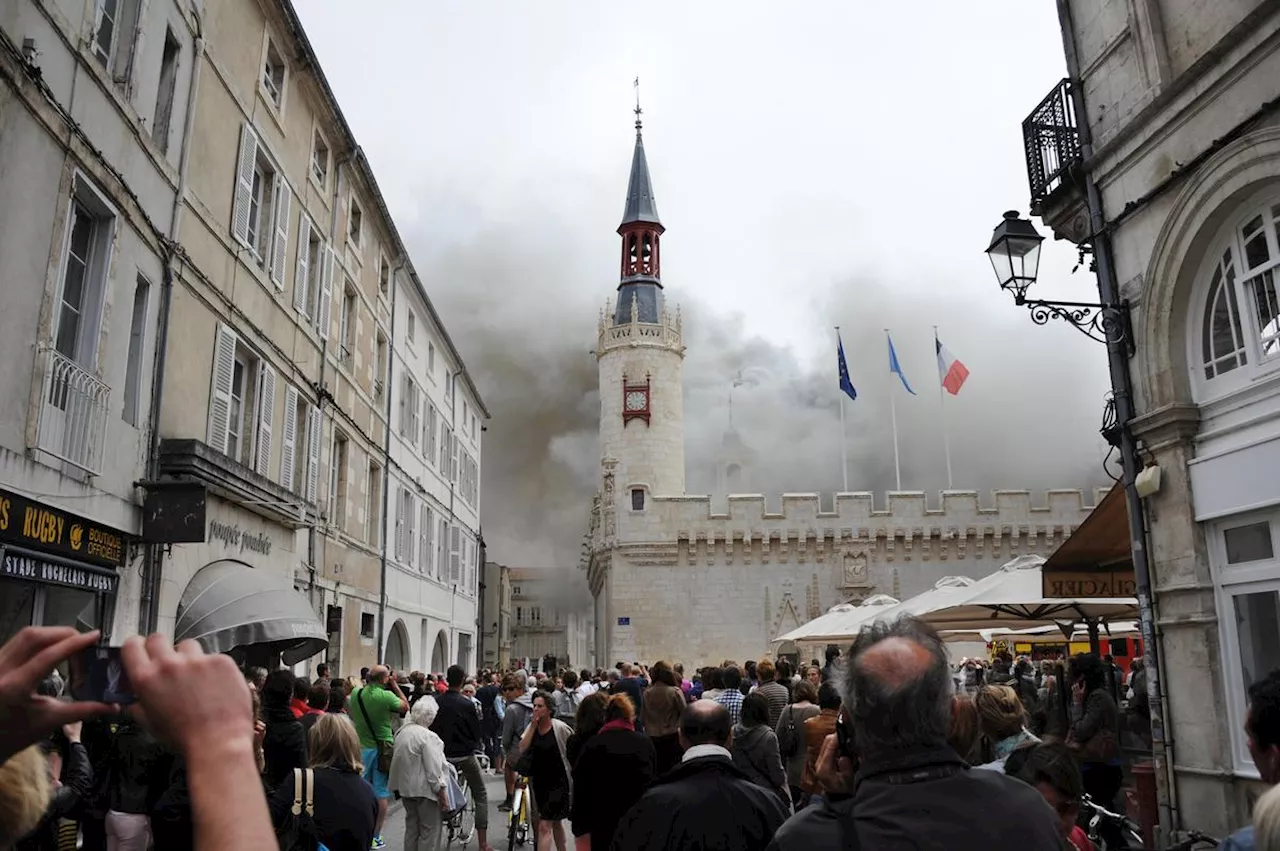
left=985, top=210, right=1132, bottom=350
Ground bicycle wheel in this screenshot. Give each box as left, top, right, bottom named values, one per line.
left=507, top=787, right=522, bottom=851
left=456, top=797, right=476, bottom=846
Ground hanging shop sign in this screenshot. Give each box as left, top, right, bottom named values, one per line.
left=0, top=487, right=125, bottom=568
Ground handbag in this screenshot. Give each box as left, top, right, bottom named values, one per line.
left=275, top=767, right=318, bottom=851
left=442, top=762, right=467, bottom=814
left=356, top=688, right=394, bottom=773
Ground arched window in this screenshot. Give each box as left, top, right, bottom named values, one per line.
left=1195, top=195, right=1280, bottom=395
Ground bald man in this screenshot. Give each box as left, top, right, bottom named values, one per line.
left=351, top=664, right=408, bottom=848
left=612, top=700, right=788, bottom=851
left=767, top=615, right=1062, bottom=851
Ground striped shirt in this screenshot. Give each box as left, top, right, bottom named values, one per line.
left=755, top=680, right=791, bottom=730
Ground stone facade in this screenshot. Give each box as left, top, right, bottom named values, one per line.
left=1034, top=0, right=1280, bottom=837
left=509, top=567, right=593, bottom=670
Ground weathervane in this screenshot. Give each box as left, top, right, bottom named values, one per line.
left=633, top=76, right=643, bottom=131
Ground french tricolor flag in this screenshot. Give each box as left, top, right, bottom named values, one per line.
left=935, top=336, right=970, bottom=396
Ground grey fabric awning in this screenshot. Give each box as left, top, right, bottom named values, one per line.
left=175, top=559, right=327, bottom=665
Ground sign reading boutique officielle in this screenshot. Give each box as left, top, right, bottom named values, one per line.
left=0, top=487, right=125, bottom=568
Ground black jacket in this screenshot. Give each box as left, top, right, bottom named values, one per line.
left=269, top=766, right=378, bottom=851
left=106, top=720, right=166, bottom=814
left=262, top=703, right=308, bottom=794
left=17, top=742, right=92, bottom=851
left=611, top=753, right=789, bottom=851
left=430, top=689, right=483, bottom=759
left=571, top=728, right=656, bottom=851
left=768, top=744, right=1064, bottom=851
left=477, top=684, right=502, bottom=733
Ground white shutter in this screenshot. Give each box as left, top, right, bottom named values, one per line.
left=421, top=505, right=431, bottom=575
left=437, top=518, right=447, bottom=581
left=449, top=525, right=461, bottom=583
left=316, top=245, right=334, bottom=336
left=426, top=404, right=437, bottom=463
left=231, top=124, right=257, bottom=246
left=410, top=383, right=420, bottom=441
left=305, top=405, right=322, bottom=504
left=269, top=175, right=291, bottom=289
left=254, top=362, right=275, bottom=476
left=280, top=385, right=298, bottom=490
left=207, top=323, right=237, bottom=453
left=450, top=432, right=459, bottom=482
left=293, top=214, right=311, bottom=315
left=394, top=489, right=404, bottom=560
left=406, top=494, right=416, bottom=567
left=399, top=374, right=409, bottom=436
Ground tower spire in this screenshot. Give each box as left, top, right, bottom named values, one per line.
left=614, top=83, right=665, bottom=325
left=634, top=76, right=643, bottom=132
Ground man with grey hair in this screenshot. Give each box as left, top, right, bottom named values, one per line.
left=767, top=615, right=1062, bottom=850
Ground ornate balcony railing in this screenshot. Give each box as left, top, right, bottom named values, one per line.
left=36, top=346, right=110, bottom=475
left=1023, top=79, right=1082, bottom=207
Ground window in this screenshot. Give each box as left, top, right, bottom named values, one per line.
left=122, top=276, right=149, bottom=426
left=277, top=385, right=319, bottom=499
left=437, top=518, right=448, bottom=584
left=338, top=284, right=356, bottom=369
left=445, top=371, right=454, bottom=405
left=396, top=487, right=416, bottom=566
left=439, top=424, right=453, bottom=474
left=207, top=324, right=275, bottom=476
left=374, top=333, right=387, bottom=401
left=471, top=413, right=478, bottom=441
left=379, top=254, right=391, bottom=296
left=232, top=125, right=290, bottom=288
left=425, top=404, right=438, bottom=465
left=407, top=311, right=416, bottom=345
left=56, top=180, right=116, bottom=367
left=360, top=612, right=375, bottom=639
left=427, top=343, right=435, bottom=375
left=366, top=463, right=382, bottom=545
left=512, top=586, right=521, bottom=597
left=347, top=197, right=363, bottom=252
left=152, top=29, right=181, bottom=153
left=516, top=606, right=524, bottom=626
left=449, top=525, right=462, bottom=583
left=310, top=128, right=329, bottom=189
left=328, top=431, right=348, bottom=527
left=1227, top=521, right=1275, bottom=564
left=261, top=36, right=286, bottom=110
left=631, top=488, right=645, bottom=511
left=400, top=373, right=420, bottom=443
left=93, top=0, right=140, bottom=84
left=421, top=504, right=434, bottom=577
left=293, top=214, right=330, bottom=330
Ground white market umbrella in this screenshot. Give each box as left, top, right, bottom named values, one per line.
left=772, top=594, right=901, bottom=645
left=918, top=555, right=1138, bottom=632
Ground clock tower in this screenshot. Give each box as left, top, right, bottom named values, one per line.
left=596, top=106, right=686, bottom=500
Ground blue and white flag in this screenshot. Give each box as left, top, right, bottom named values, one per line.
left=837, top=332, right=857, bottom=401
left=887, top=333, right=916, bottom=396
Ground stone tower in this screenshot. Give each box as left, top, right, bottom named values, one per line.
left=597, top=109, right=686, bottom=500
left=715, top=426, right=755, bottom=495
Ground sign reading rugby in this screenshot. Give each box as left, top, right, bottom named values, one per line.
left=0, top=487, right=125, bottom=568
left=1043, top=569, right=1136, bottom=599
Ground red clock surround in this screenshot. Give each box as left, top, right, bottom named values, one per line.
left=622, top=374, right=651, bottom=426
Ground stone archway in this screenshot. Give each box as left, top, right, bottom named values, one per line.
left=384, top=619, right=411, bottom=672
left=430, top=629, right=449, bottom=674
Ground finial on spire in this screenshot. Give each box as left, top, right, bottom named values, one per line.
left=633, top=76, right=643, bottom=132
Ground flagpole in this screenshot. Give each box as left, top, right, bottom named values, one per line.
left=886, top=329, right=902, bottom=490
left=836, top=326, right=849, bottom=492
left=935, top=325, right=954, bottom=490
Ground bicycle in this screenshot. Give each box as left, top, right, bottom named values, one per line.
left=506, top=773, right=532, bottom=851
left=1165, top=830, right=1219, bottom=850
left=444, top=753, right=490, bottom=847
left=1081, top=794, right=1145, bottom=850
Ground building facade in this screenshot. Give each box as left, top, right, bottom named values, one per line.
left=0, top=0, right=485, bottom=678
left=1030, top=0, right=1280, bottom=836
left=0, top=0, right=194, bottom=644
left=510, top=568, right=593, bottom=671
left=480, top=560, right=513, bottom=671
left=582, top=116, right=1103, bottom=669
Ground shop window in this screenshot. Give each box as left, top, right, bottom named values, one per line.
left=360, top=611, right=375, bottom=639
left=1226, top=522, right=1274, bottom=564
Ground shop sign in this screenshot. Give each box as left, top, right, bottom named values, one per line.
left=0, top=487, right=125, bottom=568
left=1, top=549, right=118, bottom=593
left=1043, top=569, right=1137, bottom=599
left=207, top=520, right=273, bottom=556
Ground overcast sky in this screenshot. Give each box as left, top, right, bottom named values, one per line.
left=297, top=2, right=1112, bottom=567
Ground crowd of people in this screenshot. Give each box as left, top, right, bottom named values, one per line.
left=3, top=619, right=1280, bottom=849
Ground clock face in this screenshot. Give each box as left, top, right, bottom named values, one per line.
left=625, top=390, right=648, bottom=411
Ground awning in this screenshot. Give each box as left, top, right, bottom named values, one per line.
left=1042, top=483, right=1135, bottom=598
left=175, top=559, right=327, bottom=665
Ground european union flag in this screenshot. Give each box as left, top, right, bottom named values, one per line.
left=837, top=333, right=857, bottom=401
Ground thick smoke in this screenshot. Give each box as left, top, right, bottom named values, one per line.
left=416, top=224, right=1114, bottom=576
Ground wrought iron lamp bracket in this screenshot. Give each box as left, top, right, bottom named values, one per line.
left=1014, top=295, right=1134, bottom=355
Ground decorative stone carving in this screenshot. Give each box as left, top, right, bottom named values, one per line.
left=841, top=547, right=870, bottom=589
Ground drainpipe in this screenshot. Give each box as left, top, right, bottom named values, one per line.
left=375, top=255, right=403, bottom=664
left=139, top=6, right=204, bottom=634
left=476, top=529, right=486, bottom=669
left=1056, top=0, right=1174, bottom=835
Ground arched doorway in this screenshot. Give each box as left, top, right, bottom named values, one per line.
left=430, top=630, right=449, bottom=674
left=384, top=619, right=410, bottom=672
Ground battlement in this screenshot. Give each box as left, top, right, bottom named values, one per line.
left=611, top=488, right=1106, bottom=547
left=597, top=296, right=683, bottom=356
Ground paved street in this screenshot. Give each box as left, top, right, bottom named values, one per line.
left=383, top=768, right=512, bottom=851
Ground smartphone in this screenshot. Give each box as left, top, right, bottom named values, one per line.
left=70, top=645, right=136, bottom=705
left=836, top=711, right=856, bottom=760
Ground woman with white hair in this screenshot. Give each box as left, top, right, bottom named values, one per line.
left=388, top=696, right=450, bottom=851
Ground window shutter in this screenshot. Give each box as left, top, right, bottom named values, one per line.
left=399, top=373, right=409, bottom=436
left=316, top=245, right=334, bottom=336
left=437, top=518, right=447, bottom=582
left=231, top=124, right=257, bottom=246
left=269, top=176, right=291, bottom=289
left=406, top=495, right=416, bottom=567
left=449, top=525, right=461, bottom=583
left=305, top=405, right=322, bottom=504
left=293, top=214, right=311, bottom=314
left=426, top=404, right=437, bottom=463
left=393, top=489, right=404, bottom=560
left=207, top=323, right=237, bottom=454
left=254, top=362, right=275, bottom=476
left=450, top=432, right=458, bottom=482
left=421, top=505, right=432, bottom=575
left=280, top=385, right=298, bottom=490
left=410, top=383, right=420, bottom=441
